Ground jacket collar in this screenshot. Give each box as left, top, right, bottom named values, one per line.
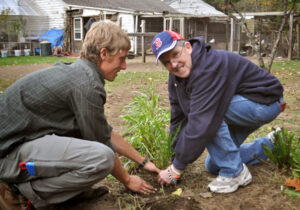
left=77, top=58, right=105, bottom=85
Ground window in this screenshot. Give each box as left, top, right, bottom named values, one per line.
left=164, top=18, right=184, bottom=35
left=74, top=18, right=82, bottom=40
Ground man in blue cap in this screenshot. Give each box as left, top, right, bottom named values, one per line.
left=152, top=30, right=284, bottom=193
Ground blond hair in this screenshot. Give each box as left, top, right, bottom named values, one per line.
left=80, top=20, right=131, bottom=64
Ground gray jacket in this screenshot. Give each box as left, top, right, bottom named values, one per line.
left=0, top=59, right=114, bottom=158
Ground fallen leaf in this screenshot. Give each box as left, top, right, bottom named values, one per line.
left=172, top=188, right=182, bottom=196
left=199, top=192, right=213, bottom=198
left=284, top=177, right=300, bottom=192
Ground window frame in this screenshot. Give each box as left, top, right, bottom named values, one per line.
left=74, top=17, right=83, bottom=41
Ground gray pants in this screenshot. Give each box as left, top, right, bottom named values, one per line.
left=0, top=134, right=115, bottom=208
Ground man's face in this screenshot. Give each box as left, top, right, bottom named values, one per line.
left=98, top=49, right=128, bottom=81
left=160, top=42, right=193, bottom=78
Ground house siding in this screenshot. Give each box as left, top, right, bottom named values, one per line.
left=32, top=0, right=68, bottom=29
left=119, top=14, right=135, bottom=52
left=119, top=14, right=134, bottom=33
left=23, top=15, right=49, bottom=37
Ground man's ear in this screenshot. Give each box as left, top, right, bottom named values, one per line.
left=100, top=48, right=109, bottom=60
left=184, top=41, right=193, bottom=54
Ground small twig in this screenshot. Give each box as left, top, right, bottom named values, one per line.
left=254, top=154, right=275, bottom=167
left=254, top=155, right=289, bottom=176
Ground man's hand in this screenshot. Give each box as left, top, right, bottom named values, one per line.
left=158, top=165, right=182, bottom=186
left=158, top=168, right=173, bottom=186
left=125, top=175, right=156, bottom=195
left=143, top=161, right=160, bottom=174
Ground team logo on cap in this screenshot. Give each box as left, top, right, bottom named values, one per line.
left=153, top=38, right=162, bottom=50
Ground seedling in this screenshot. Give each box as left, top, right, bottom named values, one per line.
left=121, top=82, right=178, bottom=169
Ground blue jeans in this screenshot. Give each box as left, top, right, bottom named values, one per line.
left=205, top=95, right=283, bottom=177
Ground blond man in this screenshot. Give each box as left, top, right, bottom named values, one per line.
left=0, top=21, right=159, bottom=210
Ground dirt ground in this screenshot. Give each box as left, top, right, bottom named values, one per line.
left=0, top=55, right=299, bottom=210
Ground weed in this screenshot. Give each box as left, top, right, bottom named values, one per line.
left=159, top=186, right=165, bottom=195
left=283, top=189, right=300, bottom=198
left=263, top=128, right=300, bottom=177
left=121, top=81, right=177, bottom=169
left=117, top=195, right=145, bottom=210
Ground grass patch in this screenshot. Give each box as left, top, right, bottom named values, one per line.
left=108, top=71, right=169, bottom=87
left=0, top=79, right=16, bottom=92
left=0, top=56, right=77, bottom=66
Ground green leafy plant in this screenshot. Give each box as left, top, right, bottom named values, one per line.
left=290, top=145, right=300, bottom=178
left=263, top=128, right=300, bottom=177
left=121, top=81, right=177, bottom=169
left=0, top=8, right=26, bottom=41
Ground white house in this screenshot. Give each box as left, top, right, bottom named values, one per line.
left=62, top=0, right=179, bottom=53
left=164, top=0, right=225, bottom=16
left=161, top=0, right=228, bottom=49
left=0, top=0, right=179, bottom=54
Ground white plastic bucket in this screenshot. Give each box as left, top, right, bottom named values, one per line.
left=15, top=49, right=21, bottom=56
left=24, top=49, right=31, bottom=56
left=1, top=50, right=8, bottom=57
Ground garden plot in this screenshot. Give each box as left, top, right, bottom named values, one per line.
left=0, top=56, right=299, bottom=209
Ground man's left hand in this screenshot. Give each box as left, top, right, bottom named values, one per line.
left=143, top=161, right=160, bottom=174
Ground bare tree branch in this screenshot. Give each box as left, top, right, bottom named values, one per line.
left=228, top=0, right=297, bottom=72
left=228, top=1, right=265, bottom=68
left=266, top=0, right=297, bottom=72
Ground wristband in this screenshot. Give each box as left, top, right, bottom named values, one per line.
left=137, top=157, right=148, bottom=170
left=168, top=166, right=180, bottom=184
left=169, top=166, right=181, bottom=179
left=171, top=164, right=182, bottom=176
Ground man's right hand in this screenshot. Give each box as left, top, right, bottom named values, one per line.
left=143, top=161, right=160, bottom=174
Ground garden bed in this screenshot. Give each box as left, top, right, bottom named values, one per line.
left=0, top=56, right=299, bottom=209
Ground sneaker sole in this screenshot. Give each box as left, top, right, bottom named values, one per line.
left=208, top=174, right=252, bottom=193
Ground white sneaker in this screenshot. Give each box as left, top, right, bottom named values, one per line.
left=267, top=127, right=282, bottom=143
left=208, top=164, right=252, bottom=193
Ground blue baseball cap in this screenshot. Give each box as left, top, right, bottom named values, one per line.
left=152, top=30, right=184, bottom=64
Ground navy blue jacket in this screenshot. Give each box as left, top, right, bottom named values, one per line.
left=169, top=37, right=283, bottom=170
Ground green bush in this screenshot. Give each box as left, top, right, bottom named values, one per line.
left=121, top=83, right=177, bottom=169
left=263, top=128, right=300, bottom=177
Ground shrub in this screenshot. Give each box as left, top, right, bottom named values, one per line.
left=121, top=82, right=177, bottom=169
left=263, top=128, right=300, bottom=177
